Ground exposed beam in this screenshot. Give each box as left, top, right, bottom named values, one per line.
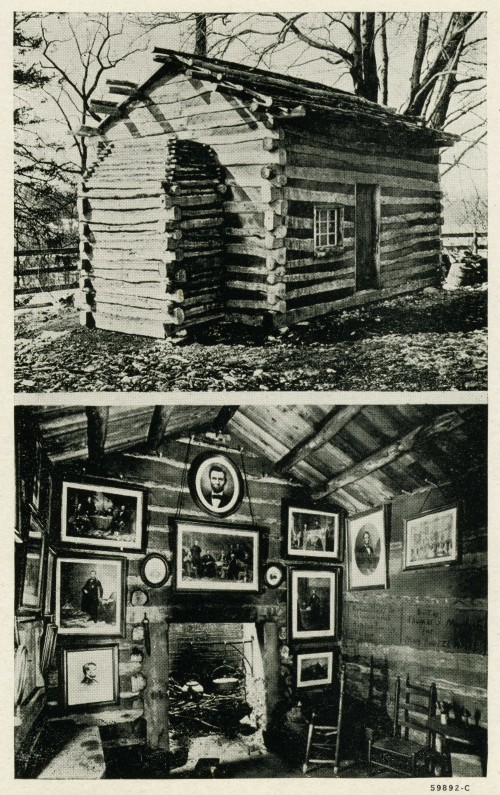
left=147, top=406, right=176, bottom=455
left=312, top=409, right=465, bottom=501
left=213, top=405, right=239, bottom=433
left=86, top=407, right=109, bottom=472
left=272, top=406, right=363, bottom=475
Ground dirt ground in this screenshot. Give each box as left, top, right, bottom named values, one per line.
left=14, top=287, right=487, bottom=392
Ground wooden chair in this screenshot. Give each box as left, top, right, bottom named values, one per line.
left=302, top=662, right=346, bottom=774
left=366, top=675, right=438, bottom=777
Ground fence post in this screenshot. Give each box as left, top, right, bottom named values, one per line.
left=472, top=228, right=478, bottom=255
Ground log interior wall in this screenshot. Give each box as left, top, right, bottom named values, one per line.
left=342, top=471, right=487, bottom=730
left=46, top=437, right=307, bottom=746
left=283, top=121, right=443, bottom=324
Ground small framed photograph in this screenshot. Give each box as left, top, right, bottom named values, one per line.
left=55, top=554, right=126, bottom=636
left=403, top=505, right=458, bottom=570
left=20, top=537, right=46, bottom=611
left=174, top=520, right=260, bottom=592
left=347, top=506, right=388, bottom=591
left=61, top=479, right=147, bottom=552
left=285, top=503, right=341, bottom=560
left=60, top=644, right=119, bottom=709
left=296, top=650, right=334, bottom=689
left=188, top=452, right=244, bottom=517
left=289, top=567, right=339, bottom=642
left=139, top=553, right=171, bottom=588
left=263, top=561, right=286, bottom=589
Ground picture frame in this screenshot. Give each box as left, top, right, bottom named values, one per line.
left=44, top=547, right=56, bottom=616
left=40, top=622, right=58, bottom=676
left=174, top=520, right=260, bottom=592
left=263, top=561, right=286, bottom=589
left=188, top=451, right=244, bottom=518
left=59, top=643, right=119, bottom=709
left=347, top=505, right=389, bottom=591
left=55, top=554, right=126, bottom=636
left=296, top=650, right=334, bottom=689
left=284, top=502, right=341, bottom=561
left=61, top=478, right=147, bottom=552
left=139, top=553, right=170, bottom=588
left=20, top=536, right=46, bottom=611
left=288, top=566, right=340, bottom=642
left=403, top=505, right=458, bottom=570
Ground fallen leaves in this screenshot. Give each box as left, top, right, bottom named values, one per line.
left=14, top=288, right=487, bottom=393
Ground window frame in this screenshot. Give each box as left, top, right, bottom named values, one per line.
left=313, top=204, right=344, bottom=255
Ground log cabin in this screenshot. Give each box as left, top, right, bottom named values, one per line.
left=77, top=50, right=456, bottom=337
left=15, top=403, right=487, bottom=778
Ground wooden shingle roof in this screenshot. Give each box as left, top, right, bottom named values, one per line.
left=89, top=48, right=457, bottom=146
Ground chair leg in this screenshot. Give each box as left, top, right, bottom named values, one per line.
left=303, top=722, right=314, bottom=774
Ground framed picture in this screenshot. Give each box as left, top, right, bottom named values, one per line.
left=188, top=452, right=244, bottom=517
left=296, top=650, right=334, bottom=689
left=20, top=537, right=46, bottom=611
left=347, top=506, right=388, bottom=591
left=289, top=567, right=339, bottom=642
left=174, top=520, right=260, bottom=592
left=403, top=505, right=458, bottom=570
left=263, top=561, right=286, bottom=589
left=285, top=503, right=341, bottom=560
left=55, top=554, right=126, bottom=636
left=139, top=553, right=171, bottom=588
left=61, top=479, right=147, bottom=552
left=40, top=622, right=58, bottom=676
left=44, top=547, right=56, bottom=616
left=60, top=643, right=119, bottom=709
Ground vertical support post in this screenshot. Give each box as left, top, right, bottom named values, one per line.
left=143, top=618, right=170, bottom=752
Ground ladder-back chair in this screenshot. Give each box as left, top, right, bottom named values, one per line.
left=302, top=662, right=346, bottom=774
left=367, top=675, right=438, bottom=777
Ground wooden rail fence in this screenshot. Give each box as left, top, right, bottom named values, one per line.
left=441, top=229, right=487, bottom=257
left=14, top=246, right=79, bottom=294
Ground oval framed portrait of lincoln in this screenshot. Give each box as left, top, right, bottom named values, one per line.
left=188, top=452, right=244, bottom=518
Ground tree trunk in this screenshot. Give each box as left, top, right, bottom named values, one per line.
left=379, top=12, right=389, bottom=105
left=194, top=14, right=207, bottom=56
left=350, top=12, right=378, bottom=103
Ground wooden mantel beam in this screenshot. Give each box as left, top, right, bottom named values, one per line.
left=86, top=407, right=109, bottom=472
left=212, top=405, right=239, bottom=433
left=312, top=409, right=465, bottom=501
left=272, top=406, right=363, bottom=475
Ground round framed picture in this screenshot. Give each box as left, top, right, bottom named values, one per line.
left=130, top=587, right=149, bottom=606
left=139, top=553, right=170, bottom=588
left=188, top=452, right=244, bottom=518
left=264, top=561, right=285, bottom=589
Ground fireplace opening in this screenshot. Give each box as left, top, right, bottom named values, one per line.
left=168, top=622, right=268, bottom=769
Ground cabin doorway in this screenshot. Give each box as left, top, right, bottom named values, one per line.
left=355, top=183, right=380, bottom=290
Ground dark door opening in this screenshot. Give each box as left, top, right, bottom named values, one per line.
left=355, top=184, right=380, bottom=290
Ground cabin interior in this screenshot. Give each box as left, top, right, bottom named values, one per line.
left=14, top=403, right=487, bottom=779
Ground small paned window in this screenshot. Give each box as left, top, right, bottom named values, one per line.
left=314, top=205, right=344, bottom=254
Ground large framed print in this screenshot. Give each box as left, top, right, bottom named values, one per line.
left=289, top=567, right=339, bottom=642
left=296, top=650, right=334, bottom=689
left=55, top=554, right=126, bottom=636
left=60, top=643, right=119, bottom=709
left=285, top=503, right=340, bottom=560
left=61, top=479, right=147, bottom=552
left=188, top=452, right=244, bottom=518
left=174, top=520, right=260, bottom=592
left=347, top=506, right=388, bottom=591
left=403, top=505, right=458, bottom=570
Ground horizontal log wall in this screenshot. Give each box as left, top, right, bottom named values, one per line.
left=49, top=438, right=308, bottom=742
left=342, top=474, right=487, bottom=731
left=99, top=73, right=288, bottom=326
left=282, top=123, right=443, bottom=324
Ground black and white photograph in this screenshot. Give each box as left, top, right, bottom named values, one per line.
left=61, top=479, right=146, bottom=551
left=296, top=650, right=334, bottom=689
left=286, top=504, right=340, bottom=560
left=60, top=644, right=119, bottom=708
left=54, top=555, right=126, bottom=636
left=174, top=520, right=259, bottom=592
left=188, top=452, right=244, bottom=517
left=403, top=506, right=458, bottom=569
left=347, top=507, right=388, bottom=590
left=289, top=568, right=339, bottom=641
left=13, top=403, right=487, bottom=778
left=20, top=539, right=46, bottom=611
left=13, top=11, right=486, bottom=393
